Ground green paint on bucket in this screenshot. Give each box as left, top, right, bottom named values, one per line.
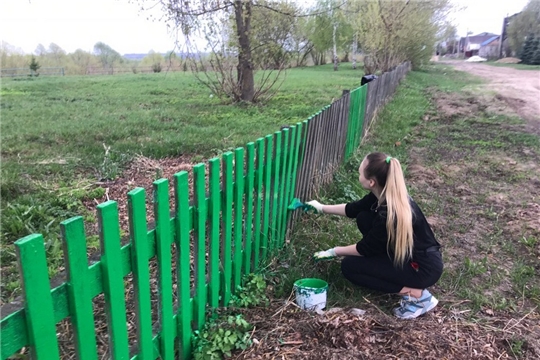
left=293, top=278, right=328, bottom=311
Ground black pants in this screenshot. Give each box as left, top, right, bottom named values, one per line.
left=341, top=251, right=443, bottom=294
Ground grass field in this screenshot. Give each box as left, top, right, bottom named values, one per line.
left=0, top=64, right=365, bottom=303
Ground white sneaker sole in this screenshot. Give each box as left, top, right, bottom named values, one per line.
left=395, top=297, right=439, bottom=319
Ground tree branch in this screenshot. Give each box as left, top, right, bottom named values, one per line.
left=253, top=0, right=347, bottom=18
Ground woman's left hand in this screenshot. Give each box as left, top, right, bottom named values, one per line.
left=313, top=248, right=337, bottom=260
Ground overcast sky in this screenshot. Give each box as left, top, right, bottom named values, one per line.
left=0, top=0, right=531, bottom=55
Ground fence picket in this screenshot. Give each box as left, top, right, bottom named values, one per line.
left=60, top=217, right=98, bottom=360
left=277, top=129, right=289, bottom=246
left=126, top=189, right=153, bottom=360
left=193, top=164, right=207, bottom=328
left=244, top=142, right=255, bottom=274
left=253, top=138, right=264, bottom=270
left=15, top=234, right=60, bottom=359
left=300, top=116, right=315, bottom=200
left=174, top=171, right=192, bottom=358
left=153, top=179, right=175, bottom=360
left=359, top=85, right=367, bottom=144
left=97, top=201, right=130, bottom=359
left=233, top=147, right=245, bottom=291
left=262, top=135, right=273, bottom=260
left=208, top=158, right=221, bottom=308
left=270, top=131, right=282, bottom=251
left=296, top=119, right=311, bottom=201
left=221, top=152, right=234, bottom=305
left=289, top=122, right=304, bottom=228
left=281, top=125, right=297, bottom=241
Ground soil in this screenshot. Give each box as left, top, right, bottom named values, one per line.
left=444, top=61, right=540, bottom=135
left=230, top=300, right=538, bottom=360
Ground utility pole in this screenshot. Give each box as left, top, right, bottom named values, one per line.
left=498, top=13, right=508, bottom=59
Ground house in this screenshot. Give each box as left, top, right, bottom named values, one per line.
left=479, top=36, right=500, bottom=59
left=459, top=32, right=499, bottom=58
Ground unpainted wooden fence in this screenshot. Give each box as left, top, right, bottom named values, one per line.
left=0, top=62, right=410, bottom=360
left=0, top=67, right=65, bottom=77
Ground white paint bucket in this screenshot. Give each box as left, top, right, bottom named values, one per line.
left=293, top=278, right=328, bottom=311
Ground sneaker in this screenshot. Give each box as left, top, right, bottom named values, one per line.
left=393, top=289, right=438, bottom=319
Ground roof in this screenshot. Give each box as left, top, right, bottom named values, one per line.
left=467, top=33, right=499, bottom=45
left=460, top=33, right=499, bottom=45
left=480, top=36, right=499, bottom=47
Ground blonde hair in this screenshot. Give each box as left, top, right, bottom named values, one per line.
left=364, top=153, right=413, bottom=267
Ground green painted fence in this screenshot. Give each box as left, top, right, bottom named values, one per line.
left=0, top=62, right=410, bottom=360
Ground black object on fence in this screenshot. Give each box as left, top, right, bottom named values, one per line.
left=361, top=74, right=378, bottom=86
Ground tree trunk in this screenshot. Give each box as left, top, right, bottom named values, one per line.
left=235, top=0, right=255, bottom=102
left=333, top=23, right=338, bottom=71
left=352, top=33, right=357, bottom=69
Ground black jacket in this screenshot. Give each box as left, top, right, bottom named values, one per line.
left=345, top=192, right=441, bottom=262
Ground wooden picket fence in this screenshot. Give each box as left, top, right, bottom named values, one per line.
left=0, top=62, right=410, bottom=360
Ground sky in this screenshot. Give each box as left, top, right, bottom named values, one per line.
left=0, top=0, right=532, bottom=56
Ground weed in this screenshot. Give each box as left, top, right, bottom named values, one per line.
left=507, top=338, right=526, bottom=358
left=519, top=236, right=538, bottom=248
left=463, top=257, right=488, bottom=277
left=192, top=314, right=252, bottom=360
left=511, top=262, right=539, bottom=302
left=231, top=274, right=269, bottom=308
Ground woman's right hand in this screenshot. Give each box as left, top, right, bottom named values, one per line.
left=306, top=200, right=324, bottom=213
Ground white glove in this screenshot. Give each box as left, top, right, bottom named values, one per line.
left=313, top=248, right=337, bottom=260
left=306, top=200, right=324, bottom=214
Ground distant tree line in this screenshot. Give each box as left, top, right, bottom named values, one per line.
left=0, top=41, right=184, bottom=75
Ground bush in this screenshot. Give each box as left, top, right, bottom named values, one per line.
left=152, top=62, right=162, bottom=73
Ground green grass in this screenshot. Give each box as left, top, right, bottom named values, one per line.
left=269, top=64, right=540, bottom=322
left=484, top=61, right=540, bottom=70
left=1, top=65, right=363, bottom=186
left=0, top=64, right=365, bottom=303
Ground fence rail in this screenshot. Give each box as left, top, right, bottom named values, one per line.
left=0, top=62, right=410, bottom=360
left=0, top=67, right=65, bottom=77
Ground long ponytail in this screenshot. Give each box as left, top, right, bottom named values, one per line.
left=364, top=153, right=414, bottom=267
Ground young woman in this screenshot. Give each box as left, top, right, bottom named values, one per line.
left=308, top=152, right=443, bottom=319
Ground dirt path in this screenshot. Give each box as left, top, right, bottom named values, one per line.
left=445, top=62, right=540, bottom=135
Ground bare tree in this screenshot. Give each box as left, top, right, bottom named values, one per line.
left=138, top=0, right=311, bottom=102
